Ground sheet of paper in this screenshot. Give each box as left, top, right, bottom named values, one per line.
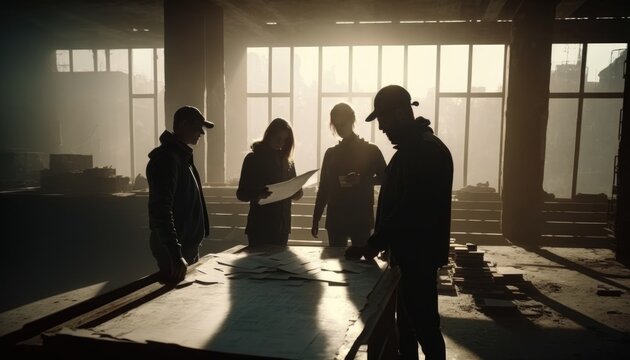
left=194, top=269, right=227, bottom=284
left=259, top=169, right=318, bottom=205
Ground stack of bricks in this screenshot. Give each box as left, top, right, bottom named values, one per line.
left=444, top=240, right=534, bottom=312
left=489, top=267, right=528, bottom=299
left=437, top=238, right=457, bottom=296
left=451, top=243, right=495, bottom=294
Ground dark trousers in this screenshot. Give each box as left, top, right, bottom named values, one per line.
left=327, top=228, right=371, bottom=247
left=397, top=264, right=446, bottom=360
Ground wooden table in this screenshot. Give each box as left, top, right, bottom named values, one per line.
left=15, top=246, right=400, bottom=359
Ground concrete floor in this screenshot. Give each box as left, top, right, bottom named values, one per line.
left=2, top=242, right=629, bottom=359
left=438, top=245, right=630, bottom=360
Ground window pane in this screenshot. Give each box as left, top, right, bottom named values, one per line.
left=544, top=99, right=578, bottom=199
left=272, top=47, right=290, bottom=93
left=134, top=98, right=155, bottom=178
left=468, top=98, right=502, bottom=189
left=408, top=45, right=437, bottom=120
left=322, top=46, right=349, bottom=93
left=293, top=47, right=319, bottom=174
left=440, top=45, right=469, bottom=92
left=132, top=49, right=154, bottom=94
left=349, top=97, right=374, bottom=143
left=96, top=49, right=107, bottom=72
left=585, top=43, right=627, bottom=92
left=272, top=97, right=290, bottom=123
left=352, top=46, right=378, bottom=92
left=54, top=72, right=130, bottom=176
left=471, top=45, right=504, bottom=92
left=72, top=49, right=94, bottom=72
left=382, top=45, right=404, bottom=87
left=321, top=97, right=347, bottom=156
left=109, top=49, right=129, bottom=74
left=576, top=99, right=622, bottom=197
left=56, top=50, right=70, bottom=72
left=247, top=97, right=268, bottom=147
left=438, top=98, right=466, bottom=191
left=550, top=44, right=582, bottom=93
left=247, top=47, right=269, bottom=93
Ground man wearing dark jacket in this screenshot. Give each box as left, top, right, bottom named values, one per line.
left=345, top=85, right=453, bottom=360
left=146, top=106, right=213, bottom=284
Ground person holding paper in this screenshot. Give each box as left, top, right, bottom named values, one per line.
left=236, top=118, right=303, bottom=246
left=312, top=102, right=386, bottom=247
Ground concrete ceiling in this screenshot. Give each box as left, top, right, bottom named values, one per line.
left=4, top=0, right=629, bottom=47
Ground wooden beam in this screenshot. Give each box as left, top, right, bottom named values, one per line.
left=555, top=0, right=588, bottom=18
left=483, top=0, right=509, bottom=21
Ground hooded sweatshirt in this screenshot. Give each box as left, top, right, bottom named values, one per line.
left=146, top=130, right=209, bottom=265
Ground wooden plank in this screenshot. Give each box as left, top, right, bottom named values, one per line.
left=450, top=233, right=508, bottom=245
left=543, top=202, right=608, bottom=212
left=451, top=219, right=501, bottom=233
left=3, top=274, right=160, bottom=347
left=452, top=209, right=501, bottom=220
left=543, top=210, right=607, bottom=222
left=451, top=201, right=502, bottom=210
left=338, top=266, right=400, bottom=359
left=542, top=221, right=608, bottom=236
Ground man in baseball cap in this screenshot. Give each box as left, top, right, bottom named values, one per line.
left=365, top=84, right=417, bottom=122
left=174, top=105, right=214, bottom=129
left=348, top=84, right=453, bottom=359
left=146, top=105, right=212, bottom=284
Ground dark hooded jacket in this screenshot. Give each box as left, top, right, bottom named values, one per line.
left=146, top=130, right=209, bottom=266
left=368, top=117, right=453, bottom=268
left=314, top=134, right=386, bottom=232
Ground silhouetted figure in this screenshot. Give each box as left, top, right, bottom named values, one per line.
left=345, top=85, right=453, bottom=360
left=237, top=118, right=303, bottom=246
left=146, top=106, right=213, bottom=284
left=312, top=102, right=386, bottom=247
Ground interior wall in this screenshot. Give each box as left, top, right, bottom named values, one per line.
left=0, top=6, right=57, bottom=154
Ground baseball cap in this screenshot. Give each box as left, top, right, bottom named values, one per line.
left=174, top=106, right=214, bottom=128
left=365, top=85, right=417, bottom=122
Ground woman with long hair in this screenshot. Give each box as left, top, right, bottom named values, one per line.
left=237, top=118, right=303, bottom=246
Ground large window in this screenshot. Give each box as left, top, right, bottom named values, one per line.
left=545, top=43, right=627, bottom=199
left=55, top=48, right=165, bottom=178
left=246, top=44, right=507, bottom=191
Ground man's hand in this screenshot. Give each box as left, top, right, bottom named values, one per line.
left=344, top=245, right=380, bottom=261
left=162, top=257, right=188, bottom=284
left=362, top=245, right=380, bottom=260
left=291, top=188, right=304, bottom=201
left=344, top=246, right=365, bottom=260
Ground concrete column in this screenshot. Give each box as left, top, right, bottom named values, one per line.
left=164, top=0, right=207, bottom=180
left=205, top=2, right=226, bottom=184
left=501, top=0, right=558, bottom=245
left=616, top=50, right=630, bottom=265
